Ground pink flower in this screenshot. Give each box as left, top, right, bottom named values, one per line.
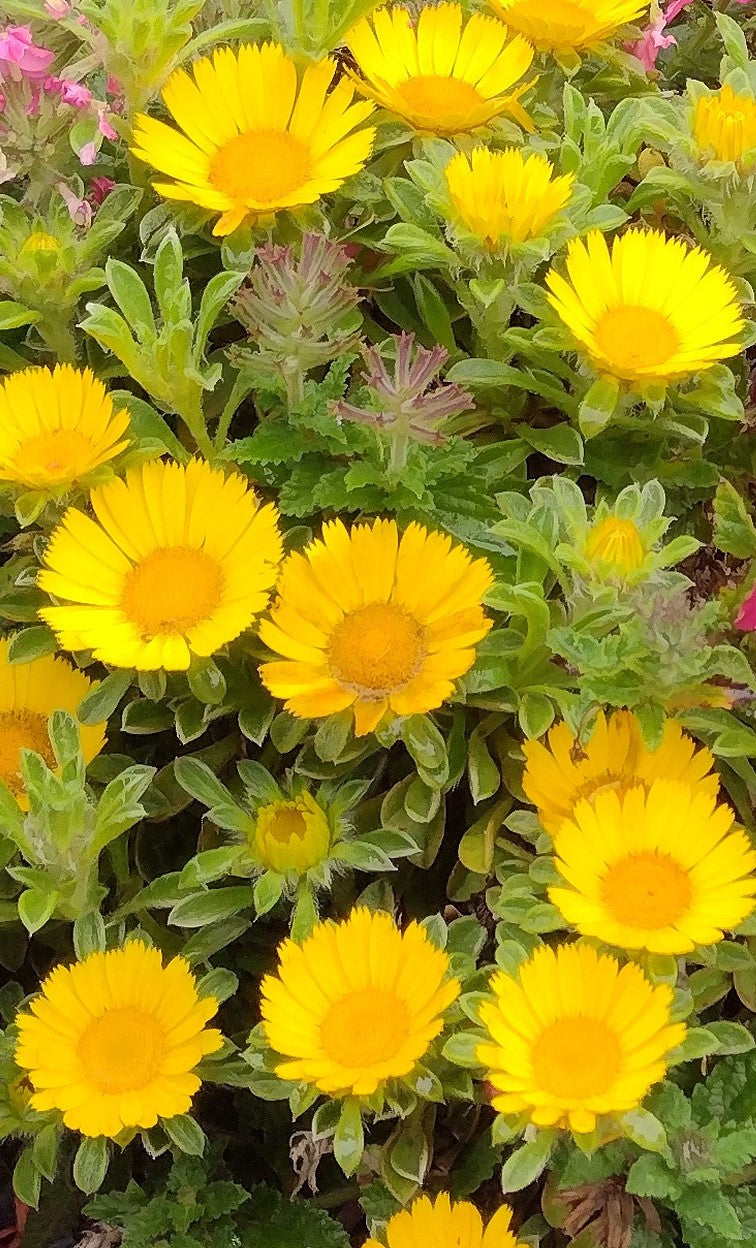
left=57, top=180, right=93, bottom=227
left=78, top=140, right=98, bottom=166
left=59, top=79, right=92, bottom=107
left=89, top=175, right=115, bottom=204
left=626, top=0, right=693, bottom=72
left=97, top=111, right=117, bottom=141
left=44, top=0, right=71, bottom=15
left=0, top=25, right=55, bottom=80
left=736, top=583, right=756, bottom=631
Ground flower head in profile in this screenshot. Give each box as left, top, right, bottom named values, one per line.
left=39, top=459, right=283, bottom=671
left=546, top=229, right=743, bottom=388
left=0, top=366, right=129, bottom=493
left=522, top=709, right=718, bottom=835
left=259, top=517, right=493, bottom=736
left=364, top=1194, right=526, bottom=1248
left=692, top=83, right=756, bottom=170
left=549, top=781, right=756, bottom=953
left=489, top=0, right=649, bottom=54
left=0, top=25, right=54, bottom=81
left=132, top=44, right=375, bottom=236
left=478, top=943, right=685, bottom=1132
left=347, top=4, right=534, bottom=135
left=335, top=332, right=474, bottom=446
left=0, top=639, right=106, bottom=808
left=443, top=146, right=575, bottom=250
left=584, top=516, right=645, bottom=572
left=261, top=908, right=459, bottom=1097
left=15, top=942, right=223, bottom=1138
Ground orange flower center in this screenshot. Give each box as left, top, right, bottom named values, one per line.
left=78, top=1008, right=165, bottom=1094
left=0, top=710, right=53, bottom=797
left=602, top=851, right=693, bottom=929
left=328, top=602, right=425, bottom=695
left=208, top=129, right=312, bottom=204
left=121, top=546, right=223, bottom=637
left=532, top=1017, right=621, bottom=1098
left=394, top=75, right=483, bottom=128
left=321, top=989, right=410, bottom=1067
left=13, top=429, right=97, bottom=484
left=593, top=306, right=680, bottom=376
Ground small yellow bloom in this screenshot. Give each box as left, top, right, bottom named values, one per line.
left=254, top=793, right=332, bottom=874
left=693, top=84, right=756, bottom=167
left=15, top=942, right=223, bottom=1139
left=478, top=942, right=685, bottom=1133
left=0, top=639, right=105, bottom=808
left=444, top=146, right=575, bottom=248
left=259, top=517, right=492, bottom=736
left=39, top=459, right=283, bottom=672
left=522, top=710, right=718, bottom=835
left=489, top=0, right=649, bottom=53
left=132, top=44, right=375, bottom=237
left=546, top=229, right=744, bottom=387
left=584, top=516, right=645, bottom=572
left=20, top=231, right=60, bottom=254
left=261, top=908, right=460, bottom=1097
left=364, top=1193, right=526, bottom=1248
left=549, top=781, right=756, bottom=954
left=347, top=3, right=534, bottom=136
left=0, top=366, right=129, bottom=492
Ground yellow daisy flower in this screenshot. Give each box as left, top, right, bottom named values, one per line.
left=693, top=84, right=756, bottom=167
left=522, top=709, right=718, bottom=836
left=346, top=4, right=534, bottom=136
left=260, top=908, right=460, bottom=1097
left=0, top=366, right=129, bottom=492
left=254, top=793, right=332, bottom=874
left=444, top=146, right=575, bottom=248
left=364, top=1194, right=526, bottom=1248
left=545, top=229, right=744, bottom=387
left=0, top=639, right=106, bottom=808
left=478, top=942, right=685, bottom=1133
left=14, top=942, right=223, bottom=1139
left=39, top=459, right=283, bottom=672
left=549, top=781, right=756, bottom=954
left=489, top=0, right=649, bottom=53
left=584, top=516, right=645, bottom=573
left=132, top=43, right=375, bottom=237
left=259, top=517, right=493, bottom=737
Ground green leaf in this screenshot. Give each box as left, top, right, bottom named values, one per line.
left=31, top=1124, right=59, bottom=1182
left=187, top=658, right=227, bottom=706
left=164, top=1113, right=206, bottom=1156
left=521, top=424, right=584, bottom=465
left=73, top=910, right=107, bottom=959
left=500, top=1132, right=555, bottom=1193
left=578, top=375, right=620, bottom=438
left=18, top=887, right=58, bottom=934
left=169, top=886, right=254, bottom=928
left=7, top=626, right=58, bottom=664
left=253, top=872, right=284, bottom=916
left=442, top=1032, right=482, bottom=1069
left=73, top=1137, right=109, bottom=1195
left=625, top=1153, right=677, bottom=1200
left=705, top=1021, right=755, bottom=1055
left=467, top=728, right=500, bottom=804
left=400, top=716, right=449, bottom=786
left=105, top=258, right=156, bottom=340
left=13, top=1146, right=41, bottom=1209
left=242, top=1183, right=350, bottom=1248
left=713, top=481, right=756, bottom=558
left=333, top=1099, right=364, bottom=1177
left=331, top=840, right=395, bottom=873
left=174, top=756, right=236, bottom=809
left=78, top=670, right=133, bottom=726
left=518, top=692, right=555, bottom=740
left=621, top=1108, right=668, bottom=1153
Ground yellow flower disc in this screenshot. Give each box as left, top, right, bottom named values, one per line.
left=693, top=85, right=756, bottom=167
left=489, top=0, right=649, bottom=52
left=20, top=231, right=61, bottom=255
left=549, top=781, right=756, bottom=953
left=260, top=908, right=460, bottom=1097
left=347, top=4, right=534, bottom=135
left=132, top=44, right=375, bottom=236
left=546, top=229, right=744, bottom=386
left=259, top=517, right=492, bottom=736
left=39, top=459, right=283, bottom=672
left=0, top=638, right=106, bottom=808
left=444, top=146, right=575, bottom=247
left=255, top=793, right=332, bottom=873
left=15, top=942, right=223, bottom=1138
left=478, top=943, right=685, bottom=1132
left=522, top=709, right=719, bottom=835
left=0, top=366, right=129, bottom=491
left=584, top=516, right=645, bottom=572
left=364, top=1193, right=527, bottom=1248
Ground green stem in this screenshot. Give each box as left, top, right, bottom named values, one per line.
left=177, top=395, right=216, bottom=460
left=282, top=359, right=305, bottom=409
left=388, top=415, right=410, bottom=473
left=38, top=314, right=78, bottom=365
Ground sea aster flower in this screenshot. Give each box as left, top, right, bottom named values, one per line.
left=693, top=84, right=756, bottom=168
left=261, top=908, right=459, bottom=1097
left=364, top=1194, right=527, bottom=1248
left=39, top=459, right=283, bottom=671
left=259, top=517, right=492, bottom=736
left=15, top=942, right=222, bottom=1138
left=489, top=0, right=649, bottom=53
left=549, top=781, right=756, bottom=953
left=132, top=44, right=375, bottom=236
left=443, top=146, right=575, bottom=248
left=545, top=229, right=743, bottom=387
left=347, top=3, right=534, bottom=135
left=478, top=943, right=685, bottom=1132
